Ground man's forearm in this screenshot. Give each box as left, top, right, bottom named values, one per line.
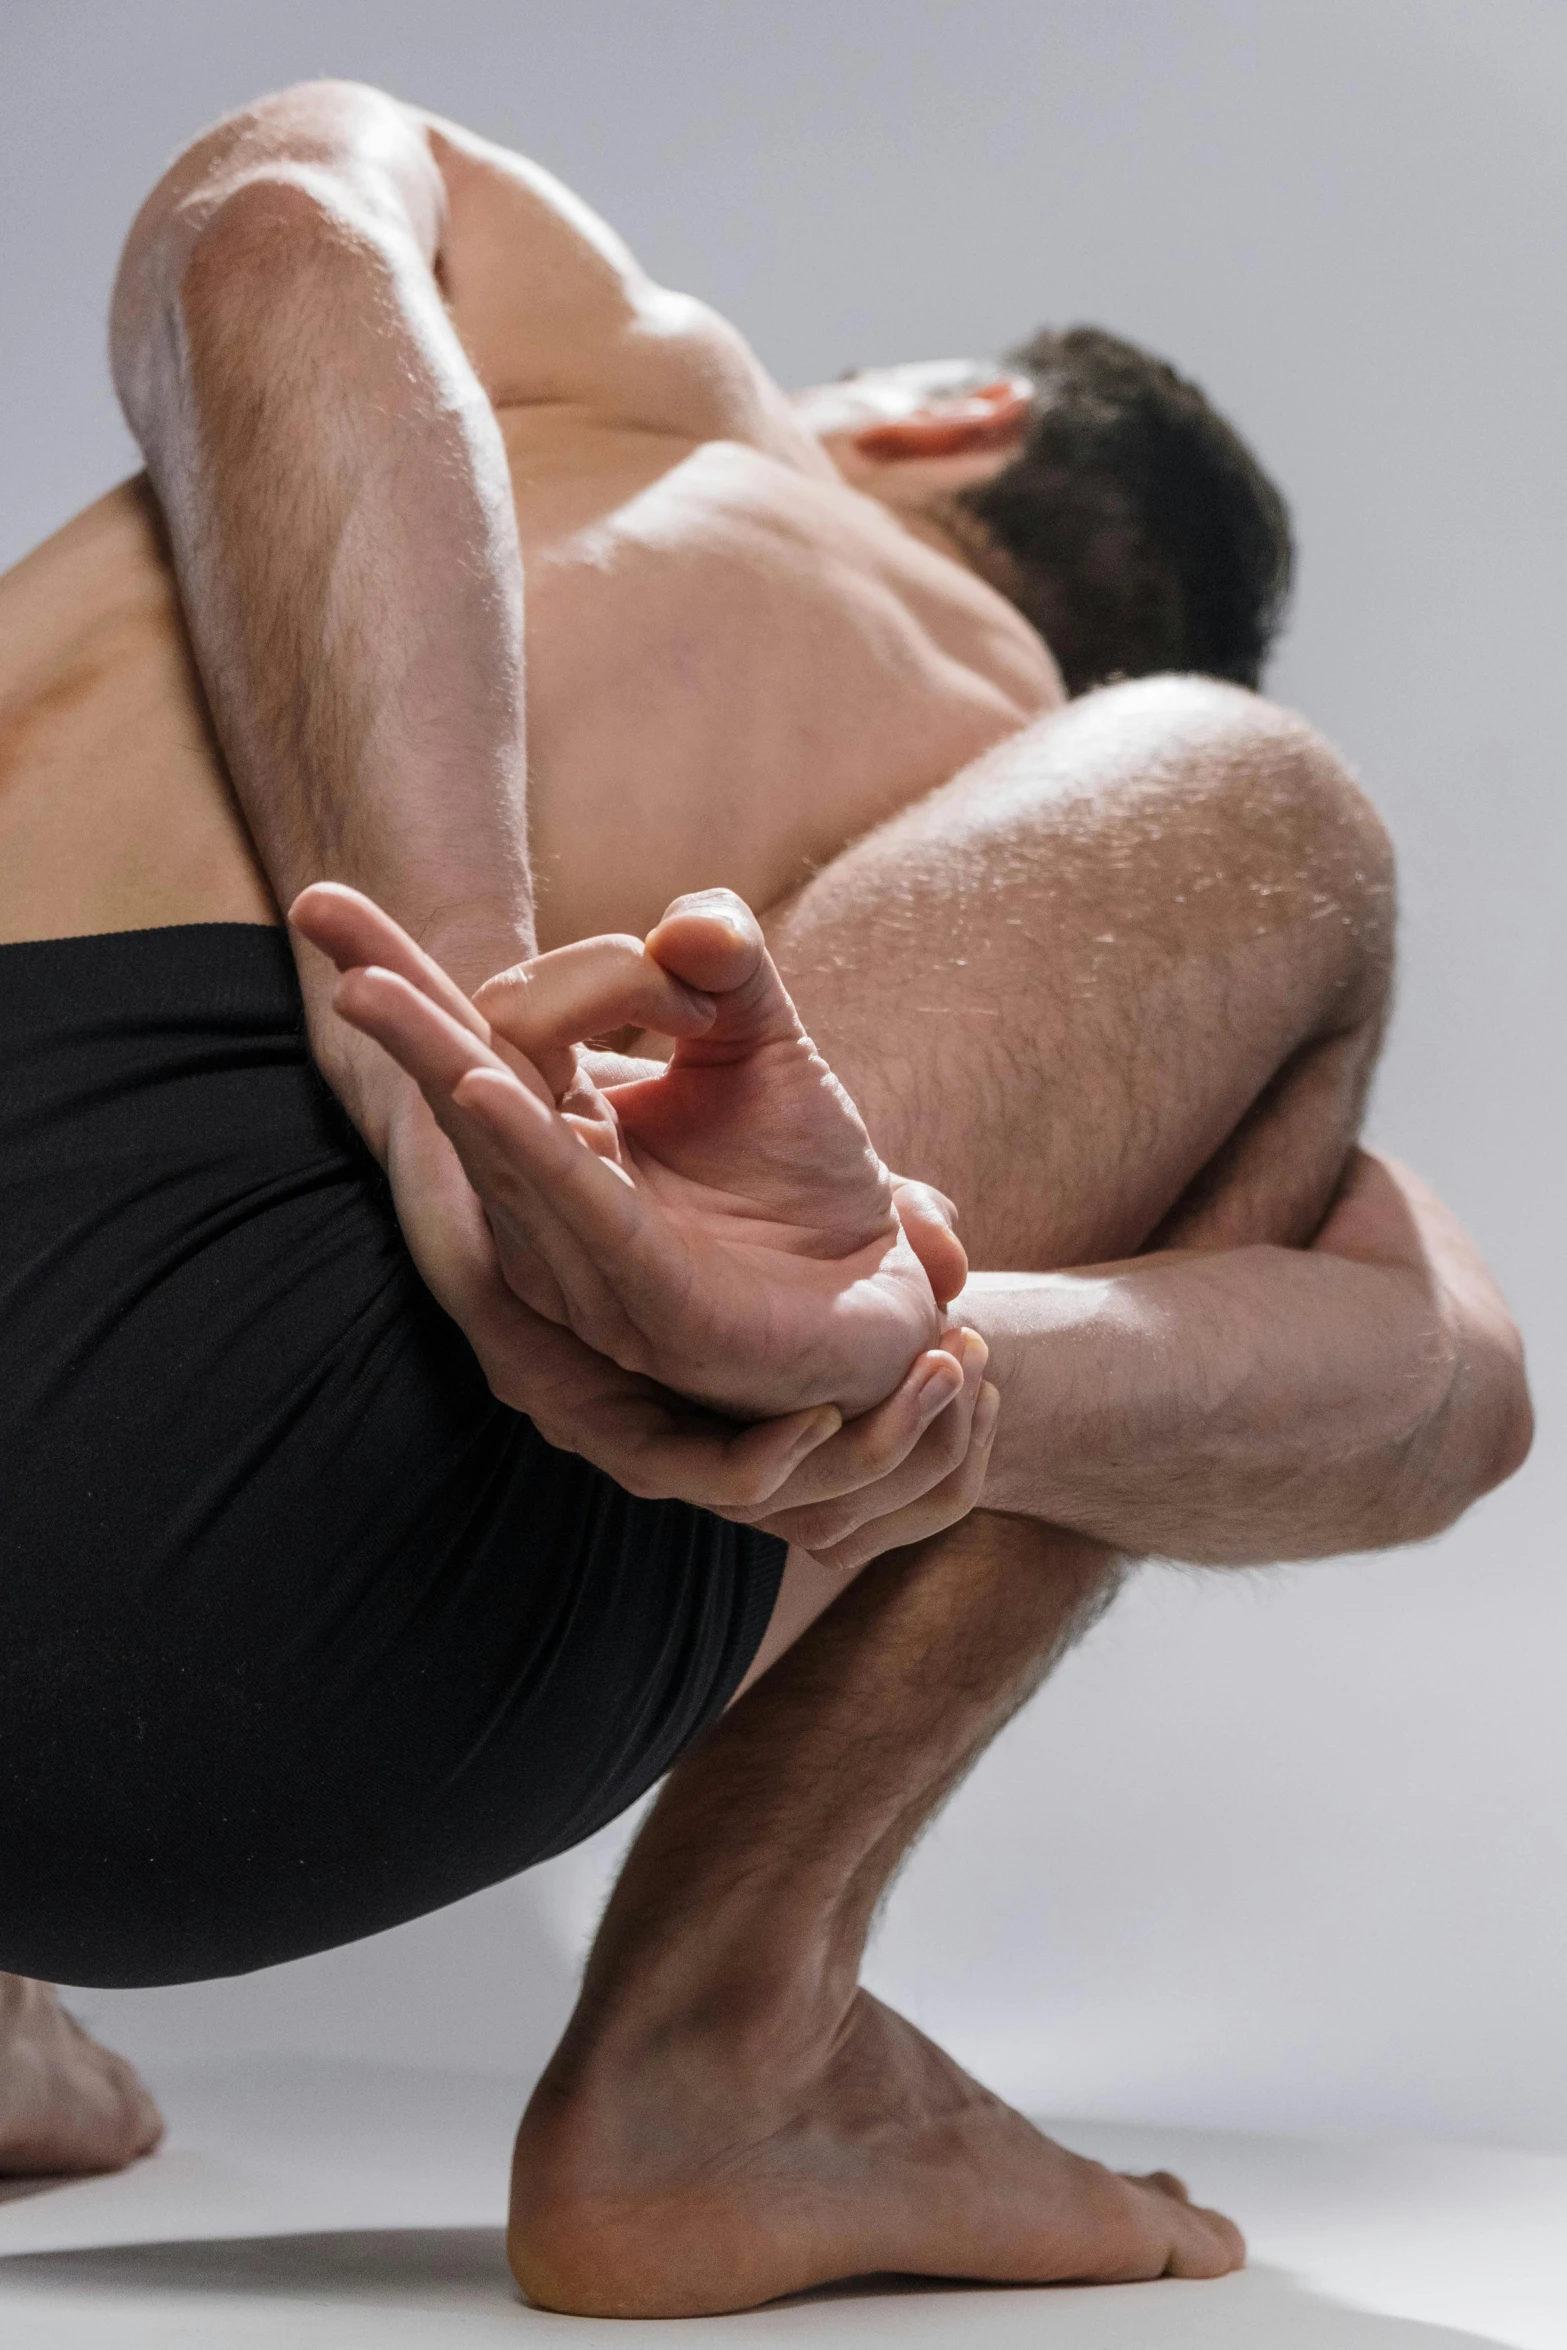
left=963, top=1155, right=1531, bottom=1564
left=111, top=85, right=531, bottom=1142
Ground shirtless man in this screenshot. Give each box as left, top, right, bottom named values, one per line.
left=0, top=82, right=1530, bottom=2317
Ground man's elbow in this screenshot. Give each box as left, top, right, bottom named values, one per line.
left=113, top=174, right=341, bottom=443
left=127, top=80, right=405, bottom=224
left=175, top=175, right=361, bottom=322
left=1393, top=1322, right=1533, bottom=1545
left=1477, top=1336, right=1535, bottom=1493
left=111, top=84, right=430, bottom=412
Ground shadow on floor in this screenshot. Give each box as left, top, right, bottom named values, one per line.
left=766, top=2265, right=1518, bottom=2347
left=0, top=2173, right=80, bottom=2209
left=0, top=2225, right=511, bottom=2304
left=0, top=2229, right=1525, bottom=2345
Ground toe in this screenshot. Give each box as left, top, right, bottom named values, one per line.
left=105, top=2053, right=165, bottom=2164
left=1166, top=2201, right=1247, bottom=2278
left=1137, top=2167, right=1192, bottom=2204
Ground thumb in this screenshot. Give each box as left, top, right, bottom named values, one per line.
left=892, top=1177, right=969, bottom=1310
left=645, top=889, right=805, bottom=1059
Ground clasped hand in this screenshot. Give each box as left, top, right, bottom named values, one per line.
left=290, top=884, right=999, bottom=1569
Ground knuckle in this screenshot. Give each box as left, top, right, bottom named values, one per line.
left=783, top=1501, right=858, bottom=1552
left=851, top=1426, right=906, bottom=1483
left=612, top=1453, right=678, bottom=1502
left=472, top=962, right=529, bottom=1002
left=901, top=1411, right=966, bottom=1490
left=703, top=1452, right=781, bottom=1513
left=955, top=1447, right=992, bottom=1506
left=932, top=1402, right=973, bottom=1468
left=938, top=1482, right=979, bottom=1530
left=471, top=979, right=534, bottom=1038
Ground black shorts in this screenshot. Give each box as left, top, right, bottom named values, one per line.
left=0, top=924, right=784, bottom=1988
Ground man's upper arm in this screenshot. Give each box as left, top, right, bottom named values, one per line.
left=116, top=80, right=773, bottom=447
left=113, top=84, right=444, bottom=398
left=421, top=112, right=774, bottom=438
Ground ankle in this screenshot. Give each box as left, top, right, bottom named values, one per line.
left=542, top=1939, right=863, bottom=2122
left=0, top=1974, right=55, bottom=2040
left=588, top=1888, right=870, bottom=2041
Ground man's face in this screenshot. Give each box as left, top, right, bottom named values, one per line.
left=791, top=361, right=1034, bottom=505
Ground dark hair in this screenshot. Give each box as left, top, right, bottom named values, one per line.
left=951, top=326, right=1293, bottom=696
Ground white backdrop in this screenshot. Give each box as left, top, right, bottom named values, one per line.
left=6, top=0, right=1562, bottom=2151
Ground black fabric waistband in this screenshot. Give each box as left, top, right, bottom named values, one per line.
left=0, top=920, right=299, bottom=1022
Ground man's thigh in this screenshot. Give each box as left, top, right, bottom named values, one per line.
left=764, top=675, right=1394, bottom=1271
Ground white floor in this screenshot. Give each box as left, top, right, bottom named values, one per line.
left=0, top=2060, right=1564, bottom=2347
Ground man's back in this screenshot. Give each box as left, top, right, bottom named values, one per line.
left=0, top=89, right=1058, bottom=952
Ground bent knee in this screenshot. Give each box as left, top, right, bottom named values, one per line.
left=1072, top=674, right=1396, bottom=1022
left=1081, top=673, right=1388, bottom=849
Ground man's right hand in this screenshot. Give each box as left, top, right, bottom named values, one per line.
left=292, top=884, right=998, bottom=1567
left=293, top=883, right=968, bottom=1420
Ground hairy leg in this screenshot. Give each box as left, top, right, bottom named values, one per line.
left=770, top=675, right=1392, bottom=1266
left=512, top=1520, right=1239, bottom=2317
left=744, top=675, right=1391, bottom=1671
left=0, top=1976, right=163, bottom=2176
left=510, top=678, right=1394, bottom=2315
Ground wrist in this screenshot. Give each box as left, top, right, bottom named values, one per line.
left=310, top=1014, right=418, bottom=1165
left=417, top=902, right=535, bottom=999
left=291, top=897, right=531, bottom=1158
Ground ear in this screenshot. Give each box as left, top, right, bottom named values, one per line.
left=852, top=377, right=1032, bottom=463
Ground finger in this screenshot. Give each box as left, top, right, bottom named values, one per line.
left=894, top=1177, right=960, bottom=1230
left=333, top=963, right=547, bottom=1105
left=450, top=1065, right=753, bottom=1379
left=809, top=1378, right=1001, bottom=1573
left=720, top=1347, right=968, bottom=1533
left=738, top=1329, right=987, bottom=1547
left=646, top=889, right=809, bottom=1057
left=1160, top=2195, right=1248, bottom=2279
left=644, top=889, right=763, bottom=992
left=435, top=1246, right=852, bottom=1510
left=336, top=968, right=635, bottom=1305
left=800, top=1379, right=1001, bottom=1573
left=770, top=1334, right=982, bottom=1513
left=580, top=1401, right=848, bottom=1509
left=892, top=1176, right=970, bottom=1312
left=473, top=938, right=715, bottom=1086
left=387, top=1009, right=710, bottom=1366
left=335, top=967, right=605, bottom=1320
left=290, top=883, right=491, bottom=1042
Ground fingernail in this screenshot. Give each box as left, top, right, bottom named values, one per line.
left=791, top=1405, right=842, bottom=1458
left=976, top=1381, right=1001, bottom=1439
left=959, top=1328, right=989, bottom=1378
left=916, top=1357, right=963, bottom=1421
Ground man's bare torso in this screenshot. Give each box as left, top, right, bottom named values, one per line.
left=0, top=118, right=1059, bottom=953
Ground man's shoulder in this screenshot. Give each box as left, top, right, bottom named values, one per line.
left=424, top=116, right=810, bottom=463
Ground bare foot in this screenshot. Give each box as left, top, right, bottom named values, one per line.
left=0, top=1976, right=164, bottom=2176
left=508, top=1988, right=1245, bottom=2317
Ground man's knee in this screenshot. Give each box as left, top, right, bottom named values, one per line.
left=1068, top=673, right=1396, bottom=1033
left=1220, top=680, right=1395, bottom=1036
